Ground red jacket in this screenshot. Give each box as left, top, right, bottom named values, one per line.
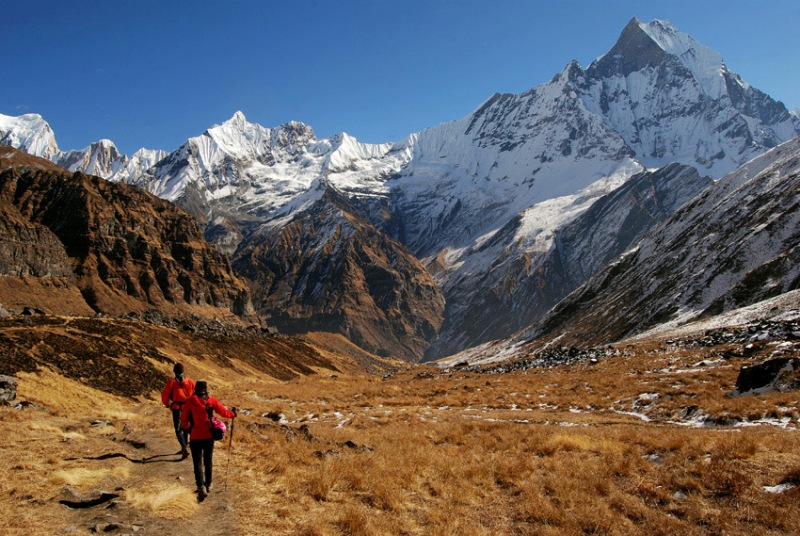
left=181, top=394, right=235, bottom=440
left=161, top=377, right=196, bottom=410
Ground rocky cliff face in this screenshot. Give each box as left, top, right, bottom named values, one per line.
left=233, top=187, right=444, bottom=361
left=425, top=163, right=713, bottom=359
left=0, top=149, right=74, bottom=278
left=0, top=202, right=73, bottom=279
left=0, top=148, right=91, bottom=315
left=510, top=137, right=800, bottom=350
left=0, top=146, right=252, bottom=320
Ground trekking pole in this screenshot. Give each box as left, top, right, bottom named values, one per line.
left=224, top=412, right=236, bottom=491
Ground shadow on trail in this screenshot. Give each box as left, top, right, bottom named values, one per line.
left=66, top=452, right=187, bottom=464
left=59, top=493, right=120, bottom=509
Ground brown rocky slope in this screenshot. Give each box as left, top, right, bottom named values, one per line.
left=0, top=315, right=361, bottom=399
left=233, top=188, right=445, bottom=361
left=0, top=146, right=252, bottom=320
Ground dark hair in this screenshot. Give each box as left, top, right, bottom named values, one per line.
left=173, top=363, right=184, bottom=375
left=194, top=381, right=208, bottom=395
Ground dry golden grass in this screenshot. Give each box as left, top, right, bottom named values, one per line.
left=27, top=421, right=86, bottom=441
left=16, top=368, right=132, bottom=418
left=215, top=339, right=800, bottom=536
left=125, top=480, right=200, bottom=519
left=50, top=465, right=130, bottom=487
left=2, top=327, right=800, bottom=534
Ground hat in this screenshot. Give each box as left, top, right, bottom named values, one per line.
left=173, top=363, right=184, bottom=375
left=194, top=381, right=208, bottom=395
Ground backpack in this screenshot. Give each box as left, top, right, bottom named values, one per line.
left=187, top=397, right=227, bottom=441
left=207, top=403, right=227, bottom=441
left=173, top=379, right=190, bottom=405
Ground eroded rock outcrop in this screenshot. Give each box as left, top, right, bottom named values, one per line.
left=0, top=146, right=253, bottom=320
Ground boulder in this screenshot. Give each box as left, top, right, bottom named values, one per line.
left=0, top=374, right=17, bottom=402
left=732, top=358, right=800, bottom=396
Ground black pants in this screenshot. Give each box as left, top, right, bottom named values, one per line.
left=171, top=409, right=189, bottom=450
left=190, top=438, right=215, bottom=489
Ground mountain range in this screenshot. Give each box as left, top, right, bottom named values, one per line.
left=2, top=17, right=798, bottom=362
left=440, top=135, right=800, bottom=366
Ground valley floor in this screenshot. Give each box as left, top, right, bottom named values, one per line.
left=1, top=320, right=799, bottom=535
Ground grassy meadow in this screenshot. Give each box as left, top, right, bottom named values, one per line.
left=1, top=326, right=799, bottom=535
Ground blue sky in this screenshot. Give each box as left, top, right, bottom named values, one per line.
left=4, top=0, right=799, bottom=155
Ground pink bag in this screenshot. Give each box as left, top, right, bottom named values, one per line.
left=209, top=416, right=226, bottom=441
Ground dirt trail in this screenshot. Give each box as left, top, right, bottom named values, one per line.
left=61, top=402, right=242, bottom=535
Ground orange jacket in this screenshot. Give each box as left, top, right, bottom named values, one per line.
left=161, top=377, right=196, bottom=410
left=180, top=394, right=235, bottom=440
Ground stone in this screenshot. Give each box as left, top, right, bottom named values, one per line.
left=0, top=375, right=17, bottom=402
left=732, top=357, right=800, bottom=396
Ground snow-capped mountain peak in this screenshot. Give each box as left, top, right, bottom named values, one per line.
left=58, top=139, right=124, bottom=178
left=0, top=113, right=60, bottom=160
left=201, top=111, right=311, bottom=161
left=227, top=110, right=248, bottom=128
left=639, top=18, right=727, bottom=97
left=581, top=18, right=799, bottom=177
left=592, top=17, right=726, bottom=97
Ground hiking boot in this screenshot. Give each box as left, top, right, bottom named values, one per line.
left=205, top=483, right=213, bottom=494
left=197, top=486, right=207, bottom=500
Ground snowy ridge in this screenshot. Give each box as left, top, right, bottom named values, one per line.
left=500, top=135, right=800, bottom=356
left=389, top=66, right=643, bottom=258
left=135, top=111, right=409, bottom=225
left=638, top=19, right=727, bottom=98
left=0, top=113, right=164, bottom=183
left=122, top=148, right=169, bottom=182
left=0, top=113, right=60, bottom=161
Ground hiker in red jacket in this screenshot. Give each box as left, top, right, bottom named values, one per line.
left=181, top=380, right=236, bottom=500
left=161, top=363, right=195, bottom=459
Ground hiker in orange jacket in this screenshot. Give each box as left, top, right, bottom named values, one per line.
left=181, top=380, right=236, bottom=500
left=161, top=363, right=195, bottom=459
